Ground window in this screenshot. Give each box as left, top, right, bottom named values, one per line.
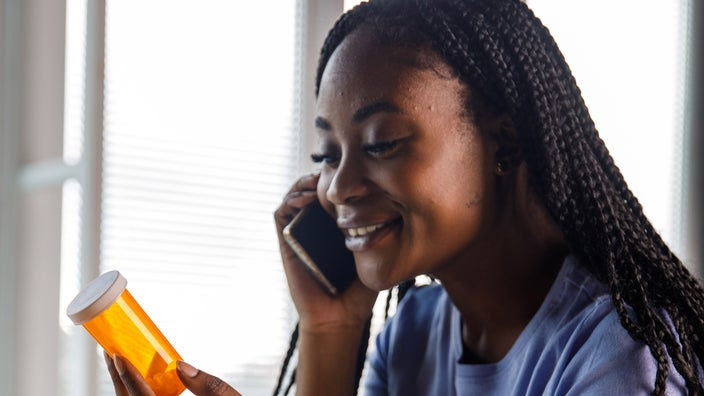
left=54, top=1, right=695, bottom=395
left=59, top=1, right=331, bottom=395
left=99, top=1, right=299, bottom=394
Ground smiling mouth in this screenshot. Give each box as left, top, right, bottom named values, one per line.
left=341, top=218, right=402, bottom=251
left=343, top=223, right=382, bottom=237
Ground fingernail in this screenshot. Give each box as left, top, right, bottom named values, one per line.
left=113, top=355, right=125, bottom=375
left=177, top=360, right=199, bottom=378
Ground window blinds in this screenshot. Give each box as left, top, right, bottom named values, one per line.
left=98, top=1, right=300, bottom=394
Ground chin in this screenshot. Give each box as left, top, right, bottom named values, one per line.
left=356, top=260, right=405, bottom=292
left=359, top=276, right=394, bottom=292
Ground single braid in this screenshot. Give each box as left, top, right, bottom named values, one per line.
left=272, top=323, right=299, bottom=396
left=396, top=278, right=416, bottom=303
left=354, top=317, right=373, bottom=391
left=284, top=368, right=296, bottom=395
left=383, top=286, right=393, bottom=320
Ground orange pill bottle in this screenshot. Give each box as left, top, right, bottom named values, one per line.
left=67, top=271, right=185, bottom=396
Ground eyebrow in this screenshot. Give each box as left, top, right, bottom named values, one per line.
left=314, top=101, right=401, bottom=132
left=315, top=117, right=331, bottom=131
left=352, top=101, right=400, bottom=123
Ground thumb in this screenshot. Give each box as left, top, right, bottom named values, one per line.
left=176, top=361, right=242, bottom=396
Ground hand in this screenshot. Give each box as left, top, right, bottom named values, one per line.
left=105, top=351, right=241, bottom=396
left=274, top=172, right=378, bottom=333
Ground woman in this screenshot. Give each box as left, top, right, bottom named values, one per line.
left=107, top=0, right=704, bottom=395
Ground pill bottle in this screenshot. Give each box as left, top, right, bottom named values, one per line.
left=67, top=271, right=185, bottom=396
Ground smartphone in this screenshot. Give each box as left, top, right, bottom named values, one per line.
left=283, top=199, right=357, bottom=295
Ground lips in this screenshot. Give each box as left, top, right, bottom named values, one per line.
left=340, top=217, right=401, bottom=251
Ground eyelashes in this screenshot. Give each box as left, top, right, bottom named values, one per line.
left=311, top=138, right=404, bottom=165
left=361, top=140, right=400, bottom=156
left=311, top=152, right=338, bottom=164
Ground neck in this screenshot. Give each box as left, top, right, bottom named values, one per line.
left=433, top=169, right=568, bottom=363
left=437, top=242, right=567, bottom=363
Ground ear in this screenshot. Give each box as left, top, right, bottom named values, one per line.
left=491, top=114, right=522, bottom=175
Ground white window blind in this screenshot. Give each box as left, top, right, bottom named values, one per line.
left=528, top=0, right=691, bottom=264
left=97, top=1, right=299, bottom=394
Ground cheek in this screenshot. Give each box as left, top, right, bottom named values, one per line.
left=406, top=143, right=492, bottom=238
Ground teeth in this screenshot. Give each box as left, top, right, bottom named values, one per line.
left=346, top=223, right=385, bottom=237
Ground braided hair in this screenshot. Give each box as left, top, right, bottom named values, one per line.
left=275, top=1, right=704, bottom=394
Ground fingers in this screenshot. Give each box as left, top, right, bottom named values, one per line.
left=287, top=171, right=320, bottom=195
left=284, top=190, right=318, bottom=210
left=104, top=352, right=241, bottom=396
left=111, top=355, right=156, bottom=396
left=177, top=361, right=242, bottom=396
left=104, top=351, right=128, bottom=396
left=274, top=172, right=321, bottom=228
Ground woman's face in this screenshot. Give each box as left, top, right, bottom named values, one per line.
left=315, top=29, right=501, bottom=291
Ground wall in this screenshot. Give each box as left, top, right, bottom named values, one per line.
left=0, top=0, right=66, bottom=394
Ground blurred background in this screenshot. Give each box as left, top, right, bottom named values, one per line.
left=0, top=0, right=701, bottom=395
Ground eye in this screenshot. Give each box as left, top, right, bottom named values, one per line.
left=311, top=152, right=340, bottom=165
left=362, top=139, right=401, bottom=158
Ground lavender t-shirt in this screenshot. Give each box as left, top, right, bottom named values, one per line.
left=364, top=256, right=690, bottom=395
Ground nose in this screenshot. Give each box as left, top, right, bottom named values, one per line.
left=325, top=155, right=371, bottom=205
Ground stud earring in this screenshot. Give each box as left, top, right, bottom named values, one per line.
left=496, top=159, right=509, bottom=175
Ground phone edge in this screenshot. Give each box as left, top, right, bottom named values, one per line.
left=282, top=209, right=341, bottom=296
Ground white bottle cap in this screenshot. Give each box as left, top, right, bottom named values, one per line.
left=66, top=270, right=127, bottom=325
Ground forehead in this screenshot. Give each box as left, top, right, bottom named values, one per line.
left=316, top=28, right=465, bottom=117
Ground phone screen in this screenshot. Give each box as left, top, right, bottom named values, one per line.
left=283, top=200, right=357, bottom=295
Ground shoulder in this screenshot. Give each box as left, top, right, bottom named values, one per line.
left=395, top=282, right=447, bottom=318
left=553, top=307, right=688, bottom=395
left=378, top=282, right=448, bottom=344
left=364, top=282, right=450, bottom=395
left=544, top=258, right=689, bottom=394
